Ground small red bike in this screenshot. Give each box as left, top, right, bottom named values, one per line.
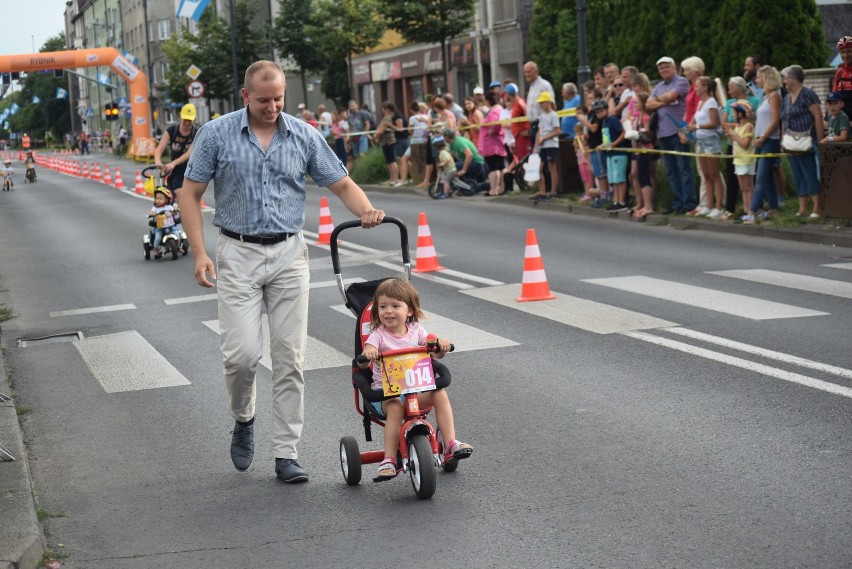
left=330, top=217, right=460, bottom=500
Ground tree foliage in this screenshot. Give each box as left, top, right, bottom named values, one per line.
left=161, top=0, right=267, bottom=110
left=272, top=0, right=325, bottom=104
left=379, top=0, right=477, bottom=83
left=308, top=0, right=386, bottom=99
left=530, top=0, right=831, bottom=89
left=0, top=34, right=70, bottom=144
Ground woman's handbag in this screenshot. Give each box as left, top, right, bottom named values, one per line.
left=782, top=130, right=813, bottom=153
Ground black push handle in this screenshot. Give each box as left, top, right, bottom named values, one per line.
left=330, top=216, right=409, bottom=276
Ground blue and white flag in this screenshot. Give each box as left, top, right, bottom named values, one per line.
left=97, top=72, right=111, bottom=86
left=9, top=103, right=20, bottom=115
left=0, top=110, right=8, bottom=122
left=176, top=0, right=212, bottom=21
left=3, top=122, right=8, bottom=131
left=32, top=95, right=40, bottom=104
left=56, top=87, right=67, bottom=99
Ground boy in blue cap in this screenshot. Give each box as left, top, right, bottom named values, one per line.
left=821, top=91, right=849, bottom=143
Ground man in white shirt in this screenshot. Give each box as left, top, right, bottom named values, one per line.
left=524, top=61, right=555, bottom=189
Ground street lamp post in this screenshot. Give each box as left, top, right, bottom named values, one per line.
left=576, top=0, right=591, bottom=85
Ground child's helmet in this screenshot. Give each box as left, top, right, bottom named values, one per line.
left=154, top=187, right=173, bottom=203
left=731, top=99, right=752, bottom=114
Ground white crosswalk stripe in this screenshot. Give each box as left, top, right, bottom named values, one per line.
left=75, top=331, right=190, bottom=393
left=461, top=284, right=675, bottom=334
left=582, top=276, right=828, bottom=320
left=708, top=269, right=852, bottom=300
left=822, top=262, right=852, bottom=271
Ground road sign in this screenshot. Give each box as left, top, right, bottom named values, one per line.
left=117, top=97, right=130, bottom=108
left=186, top=64, right=202, bottom=80
left=186, top=80, right=205, bottom=98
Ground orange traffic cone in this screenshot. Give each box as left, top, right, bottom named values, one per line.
left=103, top=168, right=112, bottom=186
left=82, top=162, right=89, bottom=178
left=412, top=212, right=445, bottom=273
left=134, top=171, right=145, bottom=194
left=516, top=228, right=556, bottom=302
left=316, top=197, right=334, bottom=245
left=92, top=163, right=101, bottom=182
left=114, top=168, right=125, bottom=189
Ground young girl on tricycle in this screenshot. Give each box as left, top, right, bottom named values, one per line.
left=359, top=278, right=473, bottom=479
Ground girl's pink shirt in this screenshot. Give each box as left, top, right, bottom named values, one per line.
left=479, top=105, right=506, bottom=157
left=365, top=322, right=428, bottom=389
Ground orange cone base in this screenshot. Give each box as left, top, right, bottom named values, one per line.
left=516, top=287, right=556, bottom=302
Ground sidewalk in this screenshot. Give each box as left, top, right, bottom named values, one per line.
left=363, top=183, right=852, bottom=249
left=2, top=180, right=851, bottom=569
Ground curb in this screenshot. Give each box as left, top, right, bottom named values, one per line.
left=0, top=334, right=44, bottom=569
left=361, top=184, right=852, bottom=249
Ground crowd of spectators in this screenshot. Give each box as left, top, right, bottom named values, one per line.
left=294, top=36, right=851, bottom=218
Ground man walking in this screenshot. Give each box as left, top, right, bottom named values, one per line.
left=180, top=60, right=385, bottom=483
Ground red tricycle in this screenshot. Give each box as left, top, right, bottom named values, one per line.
left=330, top=217, right=462, bottom=500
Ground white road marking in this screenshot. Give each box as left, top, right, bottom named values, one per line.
left=373, top=260, right=474, bottom=289
left=623, top=331, right=852, bottom=400
left=75, top=331, right=190, bottom=393
left=50, top=304, right=137, bottom=318
left=461, top=284, right=675, bottom=334
left=329, top=305, right=518, bottom=352
left=663, top=327, right=852, bottom=380
left=709, top=269, right=852, bottom=300
left=165, top=294, right=217, bottom=305
left=583, top=276, right=827, bottom=320
left=203, top=318, right=351, bottom=371
left=822, top=262, right=852, bottom=271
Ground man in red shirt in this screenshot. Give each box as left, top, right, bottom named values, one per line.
left=833, top=36, right=852, bottom=121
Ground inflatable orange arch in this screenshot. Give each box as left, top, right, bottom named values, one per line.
left=0, top=47, right=155, bottom=158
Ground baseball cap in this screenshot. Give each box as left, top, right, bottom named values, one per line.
left=297, top=103, right=306, bottom=110
left=826, top=91, right=844, bottom=103
left=656, top=56, right=676, bottom=67
left=180, top=103, right=197, bottom=121
left=473, top=86, right=484, bottom=95
left=503, top=83, right=518, bottom=96
left=591, top=99, right=608, bottom=111
left=489, top=80, right=502, bottom=89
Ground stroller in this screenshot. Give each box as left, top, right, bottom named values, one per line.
left=330, top=217, right=456, bottom=499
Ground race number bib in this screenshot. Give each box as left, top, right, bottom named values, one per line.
left=380, top=352, right=436, bottom=397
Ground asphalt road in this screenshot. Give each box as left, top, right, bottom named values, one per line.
left=1, top=155, right=851, bottom=568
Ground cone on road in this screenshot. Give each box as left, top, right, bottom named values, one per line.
left=316, top=197, right=334, bottom=245
left=92, top=163, right=101, bottom=182
left=412, top=212, right=445, bottom=273
left=134, top=171, right=145, bottom=194
left=516, top=228, right=556, bottom=302
left=114, top=168, right=125, bottom=190
left=103, top=168, right=112, bottom=186
left=82, top=162, right=89, bottom=178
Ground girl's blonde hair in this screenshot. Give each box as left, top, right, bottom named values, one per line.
left=370, top=278, right=425, bottom=330
left=758, top=65, right=782, bottom=93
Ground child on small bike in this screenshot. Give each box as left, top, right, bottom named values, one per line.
left=3, top=160, right=13, bottom=191
left=25, top=152, right=36, bottom=182
left=359, top=278, right=472, bottom=478
left=148, top=188, right=180, bottom=257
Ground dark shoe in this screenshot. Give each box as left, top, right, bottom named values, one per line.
left=276, top=458, right=309, bottom=483
left=230, top=422, right=254, bottom=471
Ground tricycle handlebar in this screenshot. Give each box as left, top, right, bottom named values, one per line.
left=356, top=341, right=455, bottom=364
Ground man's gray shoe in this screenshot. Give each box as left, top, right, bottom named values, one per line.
left=276, top=458, right=309, bottom=483
left=230, top=422, right=254, bottom=471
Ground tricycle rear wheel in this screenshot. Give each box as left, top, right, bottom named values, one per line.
left=340, top=437, right=362, bottom=485
left=408, top=434, right=436, bottom=499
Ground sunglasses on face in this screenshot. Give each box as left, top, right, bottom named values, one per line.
left=614, top=83, right=624, bottom=87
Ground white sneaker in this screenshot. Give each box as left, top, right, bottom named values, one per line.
left=808, top=212, right=821, bottom=219
left=707, top=208, right=723, bottom=219
left=696, top=206, right=711, bottom=216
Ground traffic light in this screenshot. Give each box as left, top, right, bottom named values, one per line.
left=104, top=102, right=119, bottom=121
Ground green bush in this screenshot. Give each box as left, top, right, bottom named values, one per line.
left=349, top=146, right=389, bottom=185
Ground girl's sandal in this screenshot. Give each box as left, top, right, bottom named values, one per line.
left=376, top=458, right=398, bottom=479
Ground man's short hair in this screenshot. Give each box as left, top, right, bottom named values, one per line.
left=244, top=60, right=284, bottom=91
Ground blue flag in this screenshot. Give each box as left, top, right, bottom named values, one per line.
left=176, top=0, right=212, bottom=21
left=9, top=103, right=20, bottom=115
left=56, top=87, right=67, bottom=99
left=32, top=95, right=40, bottom=104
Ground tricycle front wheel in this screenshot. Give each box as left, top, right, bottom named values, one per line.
left=340, top=437, right=362, bottom=485
left=408, top=434, right=436, bottom=499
